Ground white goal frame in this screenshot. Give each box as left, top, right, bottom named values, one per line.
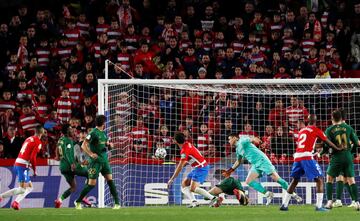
left=97, top=78, right=360, bottom=208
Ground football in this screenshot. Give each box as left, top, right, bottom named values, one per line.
left=155, top=148, right=167, bottom=159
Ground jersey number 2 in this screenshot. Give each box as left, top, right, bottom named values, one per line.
left=298, top=134, right=307, bottom=149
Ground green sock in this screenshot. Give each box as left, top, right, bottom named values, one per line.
left=60, top=188, right=72, bottom=201
left=326, top=182, right=333, bottom=201
left=350, top=184, right=358, bottom=202
left=108, top=180, right=120, bottom=205
left=335, top=181, right=344, bottom=200
left=248, top=181, right=267, bottom=194
left=76, top=184, right=95, bottom=203
left=277, top=178, right=289, bottom=190
left=345, top=183, right=354, bottom=200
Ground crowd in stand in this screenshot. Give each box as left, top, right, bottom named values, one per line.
left=0, top=0, right=360, bottom=161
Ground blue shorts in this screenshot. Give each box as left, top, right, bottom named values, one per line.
left=14, top=166, right=31, bottom=183
left=290, top=160, right=323, bottom=180
left=187, top=165, right=210, bottom=184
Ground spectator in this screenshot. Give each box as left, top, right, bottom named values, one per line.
left=197, top=123, right=212, bottom=153
left=248, top=101, right=267, bottom=135
left=268, top=99, right=286, bottom=127
left=19, top=103, right=44, bottom=137
left=53, top=88, right=73, bottom=124
left=270, top=126, right=295, bottom=155
left=285, top=96, right=309, bottom=132
left=0, top=140, right=4, bottom=158
left=2, top=127, right=23, bottom=158
left=239, top=123, right=259, bottom=138
left=315, top=62, right=331, bottom=78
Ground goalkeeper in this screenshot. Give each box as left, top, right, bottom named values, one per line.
left=223, top=134, right=302, bottom=205
left=54, top=124, right=91, bottom=208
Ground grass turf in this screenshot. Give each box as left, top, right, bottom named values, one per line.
left=0, top=205, right=359, bottom=221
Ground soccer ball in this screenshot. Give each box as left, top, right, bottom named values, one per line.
left=155, top=148, right=167, bottom=159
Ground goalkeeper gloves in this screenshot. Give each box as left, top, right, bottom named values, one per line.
left=222, top=168, right=235, bottom=177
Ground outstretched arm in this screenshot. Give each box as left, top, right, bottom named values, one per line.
left=223, top=157, right=243, bottom=177
left=167, top=159, right=187, bottom=188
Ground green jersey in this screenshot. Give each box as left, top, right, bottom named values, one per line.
left=57, top=136, right=75, bottom=166
left=235, top=136, right=272, bottom=165
left=324, top=122, right=359, bottom=155
left=86, top=127, right=108, bottom=163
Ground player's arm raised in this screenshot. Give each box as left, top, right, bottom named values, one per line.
left=167, top=159, right=187, bottom=188
left=81, top=137, right=98, bottom=159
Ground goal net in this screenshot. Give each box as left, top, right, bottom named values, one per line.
left=98, top=78, right=360, bottom=207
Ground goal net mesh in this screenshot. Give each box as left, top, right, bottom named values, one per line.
left=100, top=80, right=360, bottom=207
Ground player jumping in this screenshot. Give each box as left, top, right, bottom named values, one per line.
left=74, top=115, right=120, bottom=209
left=167, top=132, right=222, bottom=208
left=323, top=110, right=360, bottom=210
left=0, top=126, right=46, bottom=210
left=224, top=134, right=302, bottom=205
left=280, top=115, right=340, bottom=211
left=54, top=124, right=91, bottom=208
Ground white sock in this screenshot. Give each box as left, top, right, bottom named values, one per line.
left=283, top=192, right=292, bottom=207
left=15, top=186, right=33, bottom=203
left=0, top=187, right=26, bottom=199
left=194, top=187, right=214, bottom=200
left=316, top=193, right=323, bottom=208
left=181, top=187, right=196, bottom=202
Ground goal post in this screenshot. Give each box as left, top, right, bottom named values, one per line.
left=98, top=78, right=360, bottom=207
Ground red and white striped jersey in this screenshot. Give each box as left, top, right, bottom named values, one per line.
left=0, top=100, right=17, bottom=113
left=180, top=141, right=208, bottom=168
left=270, top=22, right=284, bottom=32
left=123, top=34, right=139, bottom=52
left=53, top=97, right=73, bottom=123
left=282, top=37, right=296, bottom=53
left=231, top=40, right=245, bottom=54
left=161, top=28, right=177, bottom=43
left=179, top=39, right=192, bottom=51
left=131, top=126, right=151, bottom=151
left=76, top=21, right=90, bottom=36
left=19, top=113, right=42, bottom=136
left=107, top=28, right=122, bottom=51
left=35, top=47, right=50, bottom=67
left=321, top=11, right=329, bottom=28
left=34, top=102, right=51, bottom=118
left=197, top=133, right=211, bottom=152
left=56, top=47, right=72, bottom=60
left=96, top=24, right=110, bottom=36
left=14, top=135, right=42, bottom=170
left=65, top=83, right=83, bottom=105
left=117, top=52, right=132, bottom=71
left=300, top=39, right=315, bottom=57
left=294, top=125, right=327, bottom=162
left=64, top=28, right=81, bottom=46
left=212, top=40, right=226, bottom=50
left=286, top=106, right=309, bottom=129
left=16, top=89, right=34, bottom=103
left=6, top=62, right=18, bottom=73
left=153, top=135, right=172, bottom=149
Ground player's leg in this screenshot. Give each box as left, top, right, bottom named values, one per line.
left=270, top=170, right=301, bottom=202
left=189, top=166, right=222, bottom=207
left=333, top=175, right=344, bottom=207
left=0, top=166, right=28, bottom=201
left=245, top=168, right=274, bottom=205
left=344, top=176, right=356, bottom=207
left=208, top=186, right=224, bottom=196
left=281, top=161, right=304, bottom=210
left=102, top=161, right=120, bottom=209
left=314, top=177, right=326, bottom=211
left=74, top=165, right=93, bottom=207
left=181, top=178, right=197, bottom=207
left=344, top=160, right=359, bottom=211
left=325, top=160, right=339, bottom=209
left=55, top=173, right=76, bottom=208
left=75, top=162, right=99, bottom=209
left=14, top=181, right=33, bottom=204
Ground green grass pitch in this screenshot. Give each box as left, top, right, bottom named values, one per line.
left=0, top=205, right=359, bottom=221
